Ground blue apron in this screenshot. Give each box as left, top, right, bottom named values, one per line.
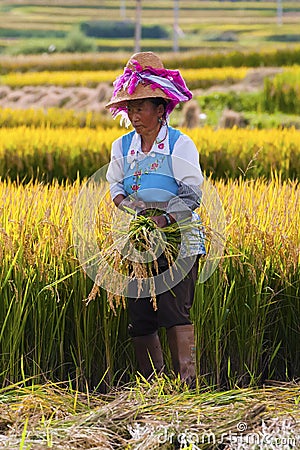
left=122, top=127, right=182, bottom=203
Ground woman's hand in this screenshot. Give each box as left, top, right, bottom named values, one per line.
left=151, top=213, right=175, bottom=228
left=151, top=215, right=167, bottom=228
left=118, top=196, right=146, bottom=214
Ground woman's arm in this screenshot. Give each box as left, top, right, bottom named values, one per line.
left=167, top=134, right=203, bottom=220
left=106, top=138, right=127, bottom=199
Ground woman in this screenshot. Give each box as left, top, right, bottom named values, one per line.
left=105, top=52, right=205, bottom=386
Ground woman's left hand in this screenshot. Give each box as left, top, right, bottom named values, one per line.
left=151, top=215, right=168, bottom=228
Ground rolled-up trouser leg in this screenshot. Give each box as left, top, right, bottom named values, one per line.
left=132, top=332, right=164, bottom=379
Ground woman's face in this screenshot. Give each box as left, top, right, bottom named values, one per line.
left=127, top=99, right=163, bottom=135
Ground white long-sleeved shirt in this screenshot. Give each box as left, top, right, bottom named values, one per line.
left=106, top=125, right=204, bottom=200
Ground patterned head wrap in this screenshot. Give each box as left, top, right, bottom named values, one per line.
left=105, top=52, right=192, bottom=122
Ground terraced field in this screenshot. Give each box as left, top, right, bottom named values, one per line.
left=1, top=1, right=300, bottom=54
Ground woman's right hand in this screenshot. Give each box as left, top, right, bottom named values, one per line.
left=115, top=195, right=146, bottom=214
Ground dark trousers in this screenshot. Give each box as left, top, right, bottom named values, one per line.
left=128, top=257, right=199, bottom=337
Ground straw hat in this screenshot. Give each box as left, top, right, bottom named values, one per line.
left=105, top=51, right=192, bottom=122
left=105, top=52, right=170, bottom=109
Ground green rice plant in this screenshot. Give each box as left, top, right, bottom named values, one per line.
left=192, top=175, right=300, bottom=387
left=2, top=0, right=300, bottom=59
left=262, top=66, right=300, bottom=114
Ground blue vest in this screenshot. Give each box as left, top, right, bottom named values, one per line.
left=122, top=127, right=182, bottom=203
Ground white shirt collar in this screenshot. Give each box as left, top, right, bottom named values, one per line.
left=126, top=125, right=170, bottom=167
left=132, top=125, right=169, bottom=155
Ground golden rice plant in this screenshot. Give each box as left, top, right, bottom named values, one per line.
left=0, top=107, right=115, bottom=129
left=0, top=126, right=123, bottom=181
left=1, top=70, right=120, bottom=87
left=87, top=210, right=195, bottom=311
left=0, top=53, right=129, bottom=75
left=1, top=65, right=299, bottom=91
left=186, top=125, right=300, bottom=180
left=0, top=125, right=300, bottom=180
left=1, top=67, right=248, bottom=89
left=0, top=177, right=299, bottom=387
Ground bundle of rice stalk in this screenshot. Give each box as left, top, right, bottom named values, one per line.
left=86, top=209, right=202, bottom=312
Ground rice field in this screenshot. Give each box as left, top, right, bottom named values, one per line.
left=0, top=176, right=299, bottom=390
left=0, top=67, right=249, bottom=88
left=1, top=0, right=300, bottom=54
left=0, top=125, right=299, bottom=181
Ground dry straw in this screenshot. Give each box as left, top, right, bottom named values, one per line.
left=0, top=380, right=298, bottom=449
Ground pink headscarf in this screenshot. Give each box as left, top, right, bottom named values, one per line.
left=109, top=59, right=192, bottom=120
